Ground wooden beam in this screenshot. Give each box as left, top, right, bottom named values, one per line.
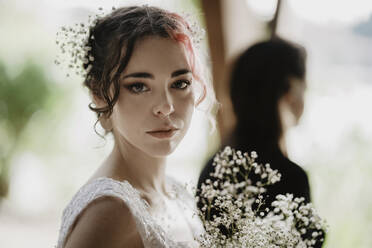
left=201, top=0, right=235, bottom=142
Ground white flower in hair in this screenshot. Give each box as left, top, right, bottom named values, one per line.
left=55, top=7, right=106, bottom=78
left=180, top=11, right=206, bottom=48
left=55, top=6, right=206, bottom=78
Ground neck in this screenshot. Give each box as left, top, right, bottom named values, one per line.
left=101, top=136, right=167, bottom=195
left=278, top=133, right=288, bottom=157
left=278, top=98, right=295, bottom=158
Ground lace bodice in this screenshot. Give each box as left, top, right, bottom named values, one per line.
left=56, top=177, right=204, bottom=248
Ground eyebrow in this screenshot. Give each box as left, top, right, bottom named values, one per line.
left=122, top=69, right=191, bottom=80
left=122, top=72, right=154, bottom=79
left=171, top=69, right=191, bottom=77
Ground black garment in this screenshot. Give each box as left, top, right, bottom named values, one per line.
left=197, top=146, right=311, bottom=208
left=196, top=145, right=324, bottom=247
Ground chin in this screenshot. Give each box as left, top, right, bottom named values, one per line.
left=145, top=140, right=180, bottom=157
left=143, top=130, right=187, bottom=157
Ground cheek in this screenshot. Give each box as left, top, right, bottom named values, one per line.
left=174, top=95, right=195, bottom=138
left=297, top=90, right=305, bottom=112
left=111, top=96, right=147, bottom=132
left=176, top=91, right=195, bottom=119
left=293, top=94, right=305, bottom=120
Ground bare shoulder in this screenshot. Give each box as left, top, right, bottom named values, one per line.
left=64, top=196, right=143, bottom=248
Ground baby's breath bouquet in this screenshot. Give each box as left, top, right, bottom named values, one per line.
left=196, top=147, right=327, bottom=248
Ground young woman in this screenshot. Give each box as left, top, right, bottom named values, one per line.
left=57, top=6, right=212, bottom=248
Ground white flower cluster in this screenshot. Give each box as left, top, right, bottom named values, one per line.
left=55, top=7, right=108, bottom=78
left=180, top=12, right=205, bottom=49
left=55, top=6, right=205, bottom=78
left=271, top=194, right=328, bottom=247
left=196, top=146, right=327, bottom=248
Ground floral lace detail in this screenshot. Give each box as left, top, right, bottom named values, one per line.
left=56, top=177, right=201, bottom=248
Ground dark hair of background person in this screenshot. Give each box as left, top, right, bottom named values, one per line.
left=230, top=37, right=306, bottom=153
left=197, top=38, right=325, bottom=247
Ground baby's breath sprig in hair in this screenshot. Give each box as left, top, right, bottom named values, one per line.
left=55, top=6, right=205, bottom=78
left=180, top=11, right=205, bottom=49
left=55, top=7, right=109, bottom=78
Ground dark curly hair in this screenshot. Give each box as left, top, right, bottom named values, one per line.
left=82, top=5, right=207, bottom=121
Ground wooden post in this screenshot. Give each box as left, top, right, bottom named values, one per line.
left=201, top=0, right=235, bottom=143
left=201, top=0, right=265, bottom=143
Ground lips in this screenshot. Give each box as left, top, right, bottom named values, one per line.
left=146, top=128, right=179, bottom=139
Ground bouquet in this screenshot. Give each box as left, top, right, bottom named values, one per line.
left=196, top=147, right=327, bottom=248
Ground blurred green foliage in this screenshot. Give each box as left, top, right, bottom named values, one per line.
left=0, top=60, right=54, bottom=199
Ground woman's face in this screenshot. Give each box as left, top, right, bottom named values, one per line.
left=110, top=36, right=195, bottom=157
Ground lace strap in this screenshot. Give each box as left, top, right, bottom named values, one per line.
left=57, top=177, right=165, bottom=248
left=166, top=177, right=205, bottom=240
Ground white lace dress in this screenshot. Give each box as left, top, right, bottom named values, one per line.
left=56, top=177, right=204, bottom=248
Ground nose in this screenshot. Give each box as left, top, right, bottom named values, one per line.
left=152, top=92, right=175, bottom=118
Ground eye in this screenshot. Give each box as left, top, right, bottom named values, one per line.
left=171, top=80, right=191, bottom=90
left=125, top=83, right=149, bottom=94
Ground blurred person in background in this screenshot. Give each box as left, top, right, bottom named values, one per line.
left=197, top=38, right=324, bottom=247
